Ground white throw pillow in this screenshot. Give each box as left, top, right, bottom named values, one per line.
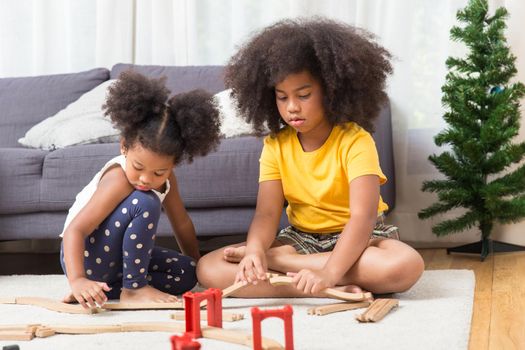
left=18, top=80, right=119, bottom=150
left=215, top=89, right=258, bottom=138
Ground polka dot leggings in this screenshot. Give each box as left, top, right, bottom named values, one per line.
left=60, top=190, right=197, bottom=299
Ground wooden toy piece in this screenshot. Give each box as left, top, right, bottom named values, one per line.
left=221, top=281, right=246, bottom=299
left=102, top=301, right=183, bottom=310
left=0, top=324, right=41, bottom=332
left=220, top=273, right=280, bottom=299
left=171, top=333, right=201, bottom=350
left=34, top=326, right=55, bottom=338
left=0, top=297, right=101, bottom=314
left=252, top=305, right=294, bottom=350
left=0, top=324, right=40, bottom=341
left=268, top=275, right=373, bottom=302
left=183, top=288, right=223, bottom=338
left=0, top=296, right=184, bottom=314
left=171, top=310, right=244, bottom=322
left=0, top=330, right=34, bottom=341
left=355, top=298, right=399, bottom=322
left=52, top=324, right=124, bottom=334
left=306, top=301, right=371, bottom=316
left=0, top=297, right=16, bottom=304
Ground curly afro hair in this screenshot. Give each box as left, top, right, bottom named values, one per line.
left=103, top=70, right=221, bottom=165
left=225, top=17, right=393, bottom=134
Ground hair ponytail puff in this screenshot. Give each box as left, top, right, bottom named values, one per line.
left=167, top=89, right=222, bottom=163
left=103, top=70, right=169, bottom=136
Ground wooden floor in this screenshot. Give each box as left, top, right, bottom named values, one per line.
left=419, top=248, right=525, bottom=350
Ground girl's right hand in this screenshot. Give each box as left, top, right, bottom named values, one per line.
left=68, top=277, right=111, bottom=309
left=235, top=251, right=268, bottom=285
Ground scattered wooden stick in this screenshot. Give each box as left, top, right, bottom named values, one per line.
left=35, top=326, right=56, bottom=338
left=0, top=330, right=35, bottom=341
left=307, top=301, right=371, bottom=316
left=0, top=296, right=183, bottom=314
left=0, top=297, right=16, bottom=304
left=102, top=301, right=183, bottom=310
left=268, top=275, right=373, bottom=302
left=355, top=298, right=399, bottom=322
left=7, top=297, right=102, bottom=314
left=0, top=324, right=40, bottom=340
left=171, top=310, right=244, bottom=322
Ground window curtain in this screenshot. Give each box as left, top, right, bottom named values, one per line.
left=1, top=0, right=523, bottom=246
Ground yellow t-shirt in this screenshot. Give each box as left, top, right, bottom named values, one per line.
left=259, top=122, right=388, bottom=234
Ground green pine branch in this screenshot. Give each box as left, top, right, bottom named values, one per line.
left=431, top=210, right=480, bottom=236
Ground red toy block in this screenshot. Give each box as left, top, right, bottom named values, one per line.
left=170, top=333, right=201, bottom=350
left=251, top=305, right=294, bottom=350
left=183, top=288, right=223, bottom=338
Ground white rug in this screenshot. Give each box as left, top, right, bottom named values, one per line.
left=0, top=270, right=474, bottom=350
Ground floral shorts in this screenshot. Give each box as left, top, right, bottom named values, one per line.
left=275, top=213, right=400, bottom=255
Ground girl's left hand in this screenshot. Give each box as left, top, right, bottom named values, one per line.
left=287, top=269, right=336, bottom=295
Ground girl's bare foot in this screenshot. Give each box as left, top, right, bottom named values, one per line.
left=62, top=292, right=75, bottom=303
left=120, top=285, right=178, bottom=303
left=333, top=284, right=364, bottom=294
left=330, top=284, right=374, bottom=301
left=223, top=246, right=246, bottom=263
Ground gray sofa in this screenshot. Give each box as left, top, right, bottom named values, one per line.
left=0, top=64, right=395, bottom=246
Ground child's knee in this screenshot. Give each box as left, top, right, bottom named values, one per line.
left=386, top=249, right=424, bottom=292
left=127, top=190, right=162, bottom=213
left=196, top=253, right=223, bottom=288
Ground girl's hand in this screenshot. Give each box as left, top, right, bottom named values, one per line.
left=235, top=251, right=268, bottom=285
left=68, top=277, right=111, bottom=309
left=287, top=269, right=336, bottom=295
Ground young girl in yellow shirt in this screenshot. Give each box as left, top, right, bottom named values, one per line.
left=197, top=18, right=424, bottom=296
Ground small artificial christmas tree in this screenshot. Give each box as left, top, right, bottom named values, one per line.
left=418, top=0, right=525, bottom=260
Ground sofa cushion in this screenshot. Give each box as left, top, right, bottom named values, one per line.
left=110, top=64, right=225, bottom=95
left=176, top=136, right=262, bottom=208
left=0, top=148, right=47, bottom=213
left=40, top=143, right=120, bottom=211
left=0, top=68, right=110, bottom=148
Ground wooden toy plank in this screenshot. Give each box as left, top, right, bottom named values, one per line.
left=120, top=322, right=184, bottom=332
left=14, top=297, right=101, bottom=314
left=221, top=281, right=246, bottom=298
left=0, top=330, right=34, bottom=340
left=0, top=297, right=16, bottom=304
left=268, top=275, right=373, bottom=302
left=367, top=299, right=399, bottom=322
left=0, top=324, right=41, bottom=331
left=50, top=324, right=123, bottom=334
left=356, top=298, right=399, bottom=322
left=35, top=326, right=56, bottom=338
left=307, top=301, right=370, bottom=316
left=4, top=296, right=183, bottom=313
left=102, top=301, right=183, bottom=310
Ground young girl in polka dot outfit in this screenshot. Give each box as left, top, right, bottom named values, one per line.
left=60, top=70, right=221, bottom=309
